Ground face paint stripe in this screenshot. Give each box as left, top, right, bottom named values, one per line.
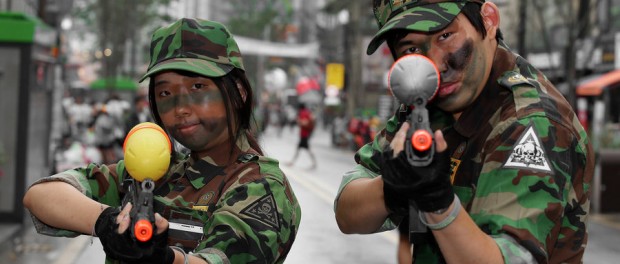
left=157, top=89, right=223, bottom=114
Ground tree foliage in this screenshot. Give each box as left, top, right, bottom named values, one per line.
left=72, top=0, right=176, bottom=80
left=225, top=0, right=293, bottom=40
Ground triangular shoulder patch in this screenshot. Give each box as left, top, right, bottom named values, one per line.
left=240, top=194, right=280, bottom=229
left=503, top=126, right=553, bottom=173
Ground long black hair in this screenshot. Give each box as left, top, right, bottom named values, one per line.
left=148, top=68, right=264, bottom=158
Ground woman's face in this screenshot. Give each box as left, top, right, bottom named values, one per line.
left=392, top=14, right=494, bottom=114
left=153, top=71, right=229, bottom=153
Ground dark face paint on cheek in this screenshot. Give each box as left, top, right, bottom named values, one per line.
left=156, top=89, right=223, bottom=115
left=436, top=39, right=488, bottom=113
left=446, top=39, right=473, bottom=72
left=173, top=116, right=228, bottom=151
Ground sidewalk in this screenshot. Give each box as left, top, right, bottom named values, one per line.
left=591, top=213, right=620, bottom=230
left=0, top=223, right=21, bottom=252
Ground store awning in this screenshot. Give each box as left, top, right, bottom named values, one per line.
left=234, top=35, right=319, bottom=59
left=577, top=70, right=620, bottom=97
left=90, top=77, right=138, bottom=91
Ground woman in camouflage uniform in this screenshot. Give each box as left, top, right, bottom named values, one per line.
left=24, top=18, right=301, bottom=264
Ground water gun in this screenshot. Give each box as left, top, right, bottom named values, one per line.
left=387, top=54, right=440, bottom=245
left=121, top=122, right=172, bottom=242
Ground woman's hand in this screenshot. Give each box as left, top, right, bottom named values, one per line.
left=96, top=203, right=175, bottom=264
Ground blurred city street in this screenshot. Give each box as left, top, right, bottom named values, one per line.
left=2, top=125, right=620, bottom=263
left=2, top=0, right=620, bottom=263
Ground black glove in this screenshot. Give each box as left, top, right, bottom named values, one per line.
left=379, top=147, right=454, bottom=212
left=95, top=207, right=175, bottom=264
left=382, top=180, right=409, bottom=215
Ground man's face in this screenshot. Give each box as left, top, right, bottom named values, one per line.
left=153, top=71, right=229, bottom=153
left=392, top=14, right=494, bottom=113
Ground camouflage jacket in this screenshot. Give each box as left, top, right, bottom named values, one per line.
left=335, top=41, right=594, bottom=263
left=30, top=135, right=301, bottom=264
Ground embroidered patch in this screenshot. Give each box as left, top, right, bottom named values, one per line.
left=500, top=72, right=532, bottom=88
left=449, top=158, right=460, bottom=184
left=196, top=191, right=215, bottom=205
left=503, top=126, right=552, bottom=173
left=192, top=205, right=209, bottom=212
left=241, top=194, right=280, bottom=229
left=507, top=73, right=526, bottom=84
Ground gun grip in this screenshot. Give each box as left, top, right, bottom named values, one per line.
left=409, top=202, right=430, bottom=245
left=134, top=219, right=153, bottom=242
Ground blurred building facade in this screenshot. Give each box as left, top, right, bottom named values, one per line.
left=0, top=0, right=74, bottom=223
left=495, top=0, right=620, bottom=79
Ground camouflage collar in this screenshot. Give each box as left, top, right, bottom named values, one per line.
left=184, top=132, right=254, bottom=189
left=185, top=158, right=226, bottom=189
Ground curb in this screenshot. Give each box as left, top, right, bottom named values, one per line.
left=590, top=214, right=620, bottom=231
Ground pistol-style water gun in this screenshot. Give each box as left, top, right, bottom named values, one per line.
left=387, top=54, right=440, bottom=245
left=122, top=122, right=172, bottom=242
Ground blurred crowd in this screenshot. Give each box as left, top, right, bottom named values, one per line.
left=52, top=91, right=152, bottom=173
left=332, top=114, right=382, bottom=151
left=54, top=90, right=385, bottom=173
left=259, top=101, right=384, bottom=152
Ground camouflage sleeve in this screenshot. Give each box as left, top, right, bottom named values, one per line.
left=333, top=108, right=453, bottom=233
left=28, top=162, right=126, bottom=237
left=192, top=168, right=300, bottom=263
left=349, top=106, right=452, bottom=173
left=332, top=115, right=400, bottom=232
left=470, top=116, right=591, bottom=263
left=353, top=114, right=400, bottom=172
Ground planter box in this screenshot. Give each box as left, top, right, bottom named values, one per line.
left=599, top=149, right=620, bottom=213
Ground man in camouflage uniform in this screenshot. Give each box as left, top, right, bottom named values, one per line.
left=24, top=18, right=301, bottom=264
left=334, top=1, right=593, bottom=263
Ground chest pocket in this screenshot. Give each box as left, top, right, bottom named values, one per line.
left=450, top=141, right=475, bottom=209
left=156, top=201, right=210, bottom=253
left=155, top=152, right=259, bottom=253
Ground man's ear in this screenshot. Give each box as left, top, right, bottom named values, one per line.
left=237, top=81, right=247, bottom=103
left=481, top=2, right=500, bottom=39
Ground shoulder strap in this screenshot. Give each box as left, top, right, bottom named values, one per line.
left=237, top=153, right=259, bottom=163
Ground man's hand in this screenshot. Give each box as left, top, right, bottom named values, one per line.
left=95, top=203, right=174, bottom=264
left=380, top=123, right=454, bottom=212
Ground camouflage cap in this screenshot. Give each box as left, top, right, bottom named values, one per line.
left=367, top=0, right=484, bottom=55
left=139, top=18, right=244, bottom=82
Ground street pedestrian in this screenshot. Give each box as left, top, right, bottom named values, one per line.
left=92, top=104, right=118, bottom=164
left=334, top=1, right=594, bottom=263
left=286, top=103, right=317, bottom=169
left=24, top=18, right=301, bottom=264
left=124, top=95, right=153, bottom=135
left=65, top=93, right=93, bottom=138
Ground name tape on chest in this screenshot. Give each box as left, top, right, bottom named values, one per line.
left=169, top=222, right=204, bottom=234
left=503, top=126, right=552, bottom=173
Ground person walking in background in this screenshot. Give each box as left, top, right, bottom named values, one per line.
left=65, top=94, right=94, bottom=138
left=334, top=0, right=593, bottom=263
left=24, top=18, right=301, bottom=264
left=92, top=104, right=118, bottom=164
left=286, top=103, right=317, bottom=169
left=125, top=95, right=153, bottom=135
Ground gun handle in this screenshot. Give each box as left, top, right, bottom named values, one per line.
left=129, top=179, right=156, bottom=242
left=409, top=201, right=430, bottom=245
